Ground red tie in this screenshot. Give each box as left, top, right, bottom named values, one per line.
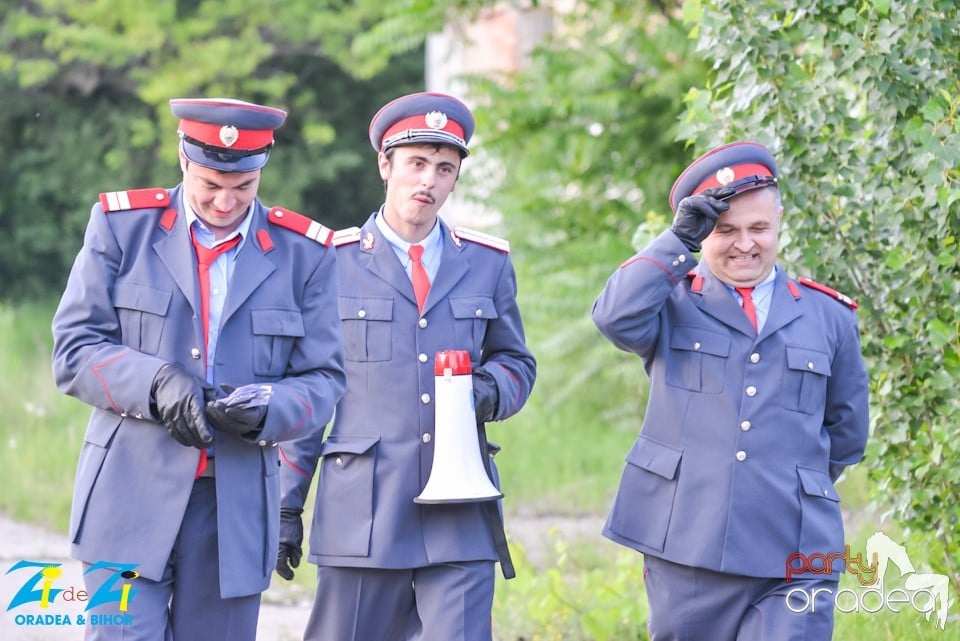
left=736, top=287, right=758, bottom=331
left=408, top=244, right=431, bottom=313
left=192, top=230, right=241, bottom=363
left=190, top=230, right=240, bottom=478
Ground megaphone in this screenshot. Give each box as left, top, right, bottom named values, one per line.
left=414, top=350, right=504, bottom=504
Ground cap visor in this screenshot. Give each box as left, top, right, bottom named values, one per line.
left=182, top=140, right=270, bottom=172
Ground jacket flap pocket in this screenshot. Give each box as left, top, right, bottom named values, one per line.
left=786, top=347, right=831, bottom=376
left=85, top=411, right=123, bottom=447
left=320, top=436, right=381, bottom=457
left=449, top=296, right=498, bottom=320
left=251, top=308, right=305, bottom=337
left=798, top=466, right=840, bottom=501
left=338, top=297, right=393, bottom=321
left=670, top=327, right=730, bottom=357
left=113, top=281, right=171, bottom=316
left=625, top=437, right=682, bottom=480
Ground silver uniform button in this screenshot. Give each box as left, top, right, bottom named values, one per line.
left=740, top=420, right=751, bottom=431
left=736, top=450, right=747, bottom=462
left=750, top=353, right=760, bottom=363
left=418, top=353, right=428, bottom=363
left=358, top=309, right=366, bottom=318
left=191, top=347, right=202, bottom=359
left=258, top=440, right=268, bottom=447
left=419, top=318, right=428, bottom=328
left=678, top=254, right=686, bottom=263
left=693, top=342, right=701, bottom=351
left=475, top=308, right=483, bottom=317
left=672, top=259, right=679, bottom=267
left=746, top=386, right=757, bottom=397
left=421, top=393, right=431, bottom=404
left=422, top=433, right=432, bottom=443
left=335, top=456, right=344, bottom=467
left=807, top=361, right=815, bottom=370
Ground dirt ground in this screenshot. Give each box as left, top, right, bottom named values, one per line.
left=0, top=510, right=605, bottom=641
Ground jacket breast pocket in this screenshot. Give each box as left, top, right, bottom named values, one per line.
left=665, top=327, right=730, bottom=394
left=607, top=437, right=682, bottom=552
left=449, top=296, right=498, bottom=355
left=339, top=297, right=393, bottom=362
left=251, top=308, right=305, bottom=376
left=780, top=346, right=831, bottom=414
left=315, top=436, right=380, bottom=557
left=113, top=281, right=171, bottom=355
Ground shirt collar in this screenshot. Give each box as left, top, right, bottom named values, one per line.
left=374, top=206, right=442, bottom=256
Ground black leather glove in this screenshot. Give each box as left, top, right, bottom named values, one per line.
left=671, top=186, right=736, bottom=252
left=206, top=384, right=271, bottom=437
left=151, top=363, right=214, bottom=449
left=276, top=507, right=303, bottom=580
left=473, top=369, right=499, bottom=424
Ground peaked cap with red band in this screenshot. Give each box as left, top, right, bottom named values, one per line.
left=170, top=98, right=287, bottom=173
left=369, top=92, right=474, bottom=157
left=669, top=141, right=779, bottom=213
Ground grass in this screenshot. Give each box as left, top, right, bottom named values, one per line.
left=0, top=300, right=87, bottom=533
left=2, top=289, right=957, bottom=639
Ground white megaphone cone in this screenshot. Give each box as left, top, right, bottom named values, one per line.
left=414, top=350, right=503, bottom=504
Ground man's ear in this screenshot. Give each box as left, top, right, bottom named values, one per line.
left=377, top=152, right=390, bottom=181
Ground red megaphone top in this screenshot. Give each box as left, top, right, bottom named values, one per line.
left=434, top=350, right=472, bottom=376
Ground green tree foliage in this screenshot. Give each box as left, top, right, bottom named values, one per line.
left=0, top=0, right=426, bottom=299
left=452, top=1, right=706, bottom=436
left=677, top=0, right=960, bottom=587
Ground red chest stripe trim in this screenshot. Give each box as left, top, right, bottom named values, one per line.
left=99, top=188, right=170, bottom=212
left=268, top=207, right=333, bottom=246
left=798, top=277, right=858, bottom=309
left=620, top=255, right=679, bottom=285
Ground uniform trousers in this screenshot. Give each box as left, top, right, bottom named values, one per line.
left=643, top=554, right=837, bottom=641
left=82, top=478, right=261, bottom=641
left=303, top=561, right=495, bottom=641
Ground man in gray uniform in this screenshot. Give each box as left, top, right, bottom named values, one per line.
left=52, top=98, right=345, bottom=641
left=592, top=141, right=869, bottom=640
left=278, top=92, right=536, bottom=641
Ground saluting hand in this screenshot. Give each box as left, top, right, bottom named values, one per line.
left=671, top=186, right=736, bottom=252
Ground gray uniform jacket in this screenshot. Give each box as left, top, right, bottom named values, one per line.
left=592, top=230, right=869, bottom=578
left=280, top=213, right=536, bottom=569
left=52, top=185, right=345, bottom=597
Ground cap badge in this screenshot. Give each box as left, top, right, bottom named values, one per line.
left=362, top=232, right=375, bottom=250
left=219, top=125, right=239, bottom=148
left=424, top=111, right=448, bottom=130
left=716, top=167, right=736, bottom=186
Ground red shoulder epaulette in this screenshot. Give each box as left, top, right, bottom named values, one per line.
left=798, top=277, right=858, bottom=309
left=452, top=227, right=510, bottom=253
left=99, top=188, right=169, bottom=212
left=268, top=207, right=333, bottom=246
left=332, top=227, right=361, bottom=247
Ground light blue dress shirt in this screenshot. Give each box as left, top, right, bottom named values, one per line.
left=723, top=266, right=778, bottom=331
left=375, top=207, right=443, bottom=283
left=183, top=195, right=252, bottom=382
